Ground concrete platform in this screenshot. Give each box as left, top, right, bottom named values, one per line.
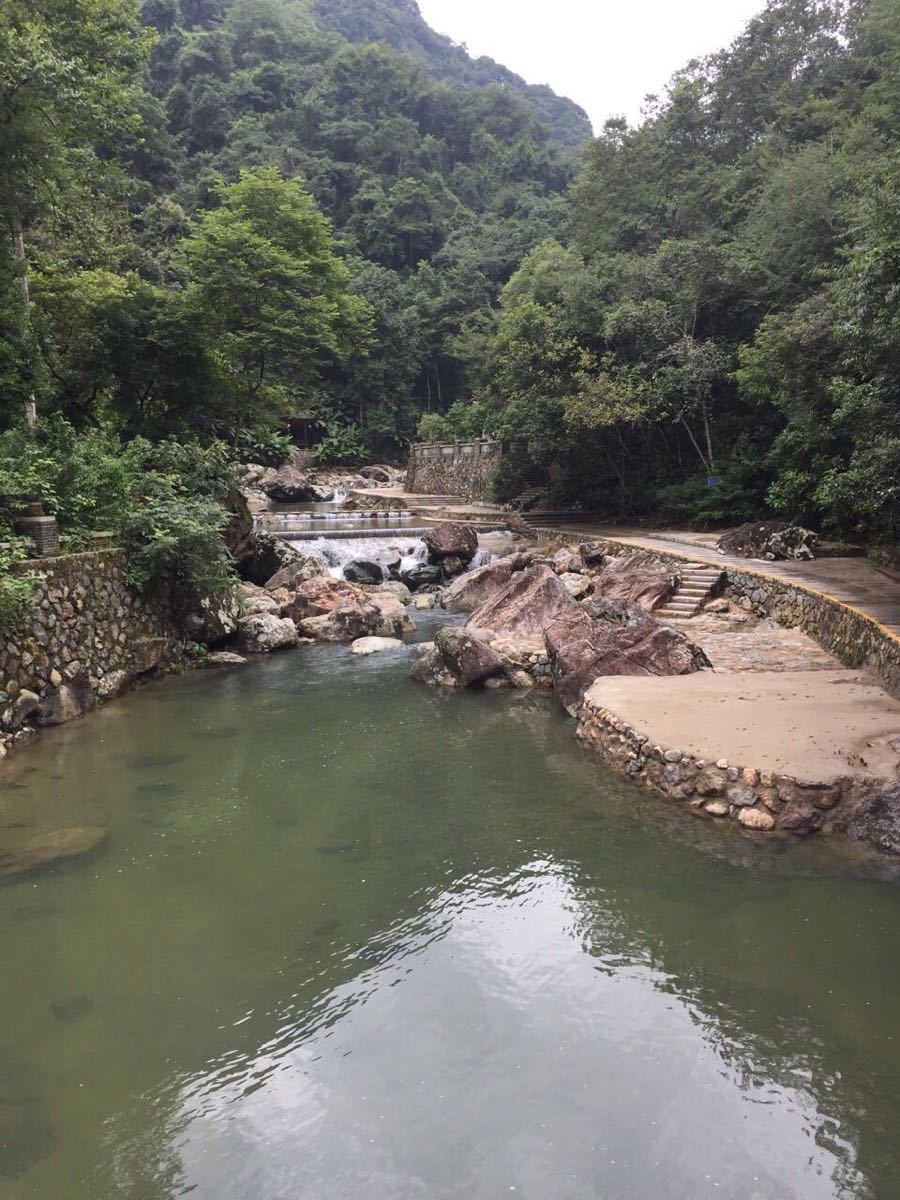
left=584, top=669, right=900, bottom=784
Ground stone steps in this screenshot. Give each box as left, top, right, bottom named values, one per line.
left=655, top=567, right=726, bottom=620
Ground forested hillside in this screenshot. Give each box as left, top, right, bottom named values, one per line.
left=1, top=0, right=582, bottom=454
left=1, top=0, right=898, bottom=549
left=455, top=0, right=899, bottom=543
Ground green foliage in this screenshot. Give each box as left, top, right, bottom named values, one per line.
left=118, top=438, right=237, bottom=607
left=490, top=446, right=532, bottom=505
left=311, top=421, right=367, bottom=467
left=235, top=424, right=292, bottom=466
left=183, top=167, right=372, bottom=437
left=473, top=0, right=900, bottom=542
left=0, top=416, right=134, bottom=533
left=0, top=541, right=37, bottom=635
left=416, top=412, right=452, bottom=443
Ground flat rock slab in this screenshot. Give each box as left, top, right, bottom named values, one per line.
left=0, top=827, right=108, bottom=881
left=584, top=669, right=900, bottom=783
left=350, top=636, right=404, bottom=655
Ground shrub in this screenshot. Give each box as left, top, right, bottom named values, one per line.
left=235, top=424, right=293, bottom=467
left=0, top=540, right=37, bottom=635
left=119, top=480, right=235, bottom=611
left=416, top=412, right=452, bottom=443
left=311, top=422, right=367, bottom=467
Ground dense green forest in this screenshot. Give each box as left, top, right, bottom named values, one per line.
left=0, top=0, right=898, bottom=554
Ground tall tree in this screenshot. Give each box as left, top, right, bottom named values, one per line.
left=183, top=167, right=372, bottom=441
left=0, top=0, right=152, bottom=421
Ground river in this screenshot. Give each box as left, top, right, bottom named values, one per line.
left=0, top=610, right=898, bottom=1199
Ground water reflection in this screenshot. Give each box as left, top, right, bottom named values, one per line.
left=0, top=647, right=897, bottom=1199
left=160, top=863, right=868, bottom=1200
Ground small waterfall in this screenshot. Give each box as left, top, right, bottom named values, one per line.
left=291, top=535, right=428, bottom=579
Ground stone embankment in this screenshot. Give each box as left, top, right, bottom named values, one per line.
left=411, top=533, right=900, bottom=853
left=0, top=550, right=176, bottom=758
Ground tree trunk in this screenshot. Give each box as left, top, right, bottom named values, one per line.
left=10, top=206, right=36, bottom=427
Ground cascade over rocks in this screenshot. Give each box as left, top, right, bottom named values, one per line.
left=422, top=522, right=478, bottom=564
left=545, top=597, right=712, bottom=715
left=467, top=564, right=573, bottom=638
left=592, top=553, right=679, bottom=611
left=717, top=520, right=819, bottom=561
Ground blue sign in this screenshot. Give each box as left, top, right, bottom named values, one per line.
left=707, top=475, right=723, bottom=489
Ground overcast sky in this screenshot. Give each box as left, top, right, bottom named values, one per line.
left=417, top=0, right=766, bottom=131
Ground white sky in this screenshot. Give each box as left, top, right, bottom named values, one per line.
left=417, top=0, right=767, bottom=131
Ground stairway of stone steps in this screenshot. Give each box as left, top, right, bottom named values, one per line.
left=513, top=484, right=545, bottom=511
left=655, top=564, right=725, bottom=619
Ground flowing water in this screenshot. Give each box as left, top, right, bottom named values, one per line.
left=1, top=614, right=899, bottom=1200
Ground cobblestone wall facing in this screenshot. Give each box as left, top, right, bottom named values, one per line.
left=1, top=550, right=177, bottom=748
left=406, top=440, right=502, bottom=500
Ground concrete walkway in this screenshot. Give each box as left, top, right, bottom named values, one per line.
left=541, top=524, right=900, bottom=640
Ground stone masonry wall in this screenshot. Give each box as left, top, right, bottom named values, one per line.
left=0, top=550, right=178, bottom=752
left=406, top=440, right=502, bottom=500
left=576, top=696, right=881, bottom=837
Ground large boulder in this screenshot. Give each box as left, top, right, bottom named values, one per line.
left=181, top=592, right=240, bottom=646
left=359, top=464, right=392, bottom=483
left=409, top=646, right=453, bottom=688
left=717, top=520, right=819, bottom=561
left=374, top=580, right=412, bottom=605
left=467, top=564, right=573, bottom=638
left=435, top=626, right=506, bottom=688
left=591, top=553, right=679, bottom=612
left=283, top=577, right=364, bottom=623
left=297, top=602, right=381, bottom=643
left=263, top=556, right=327, bottom=592
left=368, top=591, right=415, bottom=638
left=545, top=597, right=711, bottom=715
left=36, top=677, right=96, bottom=727
left=343, top=559, right=385, bottom=585
left=846, top=784, right=900, bottom=856
left=401, top=563, right=443, bottom=590
left=422, top=522, right=478, bottom=564
left=442, top=557, right=516, bottom=613
left=259, top=464, right=316, bottom=502
left=241, top=531, right=308, bottom=586
left=237, top=613, right=299, bottom=654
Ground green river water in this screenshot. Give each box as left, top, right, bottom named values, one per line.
left=1, top=614, right=899, bottom=1200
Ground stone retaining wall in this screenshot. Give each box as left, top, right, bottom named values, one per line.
left=0, top=550, right=178, bottom=754
left=576, top=697, right=879, bottom=836
left=406, top=440, right=502, bottom=500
